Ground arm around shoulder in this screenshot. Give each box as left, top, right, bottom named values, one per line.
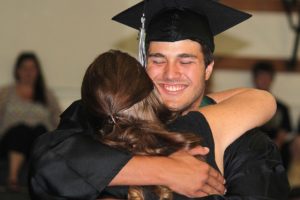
left=29, top=131, right=223, bottom=199
left=201, top=88, right=277, bottom=150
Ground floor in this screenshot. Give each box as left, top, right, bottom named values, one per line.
left=0, top=193, right=30, bottom=200
left=0, top=161, right=30, bottom=200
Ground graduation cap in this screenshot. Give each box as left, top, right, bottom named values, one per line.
left=112, top=0, right=251, bottom=63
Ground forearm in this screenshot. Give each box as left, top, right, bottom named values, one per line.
left=203, top=88, right=276, bottom=132
left=110, top=148, right=225, bottom=197
left=109, top=155, right=167, bottom=186
left=221, top=88, right=276, bottom=126
left=200, top=88, right=276, bottom=150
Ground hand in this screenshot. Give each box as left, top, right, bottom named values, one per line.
left=164, top=146, right=225, bottom=197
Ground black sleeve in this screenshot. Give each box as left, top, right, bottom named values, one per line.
left=168, top=112, right=290, bottom=200
left=205, top=129, right=290, bottom=200
left=173, top=130, right=290, bottom=200
left=29, top=130, right=132, bottom=200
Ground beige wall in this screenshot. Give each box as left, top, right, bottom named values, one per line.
left=0, top=0, right=140, bottom=107
left=215, top=11, right=296, bottom=58
left=0, top=0, right=299, bottom=130
left=212, top=70, right=300, bottom=131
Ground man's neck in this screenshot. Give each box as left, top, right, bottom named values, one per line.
left=181, top=98, right=203, bottom=115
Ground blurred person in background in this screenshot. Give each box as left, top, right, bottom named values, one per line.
left=288, top=136, right=300, bottom=188
left=252, top=61, right=292, bottom=169
left=297, top=117, right=300, bottom=135
left=288, top=135, right=300, bottom=200
left=0, top=52, right=61, bottom=191
left=287, top=117, right=300, bottom=200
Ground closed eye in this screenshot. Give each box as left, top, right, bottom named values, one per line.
left=148, top=53, right=167, bottom=65
left=153, top=60, right=166, bottom=64
left=149, top=57, right=167, bottom=65
left=179, top=59, right=195, bottom=65
left=178, top=54, right=197, bottom=65
left=180, top=61, right=194, bottom=65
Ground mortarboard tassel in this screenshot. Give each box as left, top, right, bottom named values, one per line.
left=138, top=13, right=146, bottom=67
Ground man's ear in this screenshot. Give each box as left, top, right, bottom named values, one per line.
left=205, top=61, right=214, bottom=80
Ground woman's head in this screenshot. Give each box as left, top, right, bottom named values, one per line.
left=81, top=49, right=198, bottom=150
left=14, top=52, right=47, bottom=105
left=81, top=50, right=202, bottom=199
left=81, top=50, right=155, bottom=123
left=14, top=52, right=42, bottom=85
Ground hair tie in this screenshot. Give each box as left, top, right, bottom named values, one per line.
left=110, top=114, right=117, bottom=124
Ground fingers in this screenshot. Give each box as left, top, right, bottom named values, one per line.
left=209, top=167, right=225, bottom=184
left=205, top=177, right=226, bottom=195
left=166, top=149, right=225, bottom=198
left=198, top=171, right=225, bottom=196
left=200, top=184, right=221, bottom=196
left=188, top=146, right=210, bottom=156
left=205, top=168, right=226, bottom=195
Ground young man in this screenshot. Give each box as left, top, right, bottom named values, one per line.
left=29, top=0, right=289, bottom=199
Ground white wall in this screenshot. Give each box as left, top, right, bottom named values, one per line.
left=0, top=0, right=299, bottom=129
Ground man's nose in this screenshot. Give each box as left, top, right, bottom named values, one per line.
left=163, top=63, right=181, bottom=79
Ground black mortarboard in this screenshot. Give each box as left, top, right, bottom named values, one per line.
left=112, top=0, right=251, bottom=53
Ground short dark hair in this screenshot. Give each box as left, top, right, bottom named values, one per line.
left=252, top=61, right=275, bottom=79
left=197, top=40, right=214, bottom=67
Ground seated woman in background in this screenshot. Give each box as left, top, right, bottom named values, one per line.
left=30, top=50, right=277, bottom=199
left=0, top=52, right=61, bottom=191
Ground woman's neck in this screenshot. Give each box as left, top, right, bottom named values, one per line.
left=16, top=83, right=34, bottom=101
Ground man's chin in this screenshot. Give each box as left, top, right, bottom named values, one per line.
left=164, top=101, right=187, bottom=112
left=164, top=100, right=198, bottom=115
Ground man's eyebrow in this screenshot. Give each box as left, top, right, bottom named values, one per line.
left=178, top=53, right=197, bottom=59
left=148, top=53, right=166, bottom=58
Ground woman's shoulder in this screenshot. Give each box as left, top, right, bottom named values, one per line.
left=45, top=87, right=61, bottom=103
left=167, top=111, right=214, bottom=155
left=168, top=111, right=210, bottom=133
left=167, top=111, right=220, bottom=173
left=31, top=128, right=88, bottom=161
left=0, top=84, right=15, bottom=102
left=0, top=84, right=14, bottom=93
left=45, top=87, right=57, bottom=98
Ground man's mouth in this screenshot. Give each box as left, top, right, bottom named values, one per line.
left=159, top=84, right=187, bottom=93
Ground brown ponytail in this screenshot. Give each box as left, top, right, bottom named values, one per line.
left=81, top=50, right=202, bottom=199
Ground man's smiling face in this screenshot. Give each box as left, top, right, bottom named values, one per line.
left=146, top=39, right=213, bottom=112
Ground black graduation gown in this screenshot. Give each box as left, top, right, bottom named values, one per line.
left=29, top=100, right=290, bottom=200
